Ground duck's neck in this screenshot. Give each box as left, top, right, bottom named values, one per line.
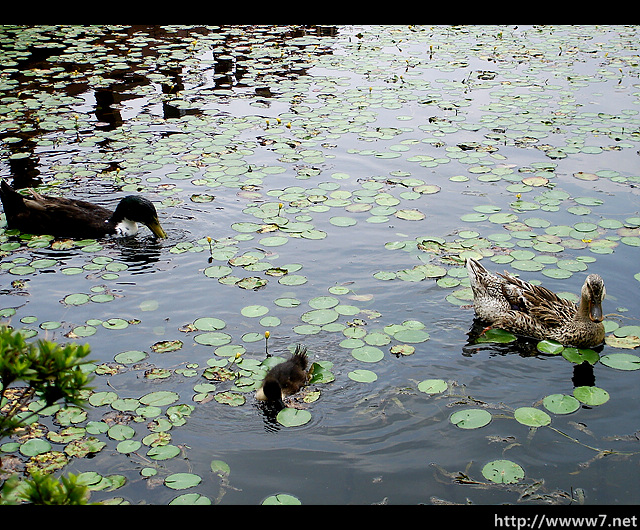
left=576, top=297, right=590, bottom=320
left=112, top=218, right=138, bottom=237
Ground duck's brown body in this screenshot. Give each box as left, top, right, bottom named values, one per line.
left=466, top=258, right=605, bottom=348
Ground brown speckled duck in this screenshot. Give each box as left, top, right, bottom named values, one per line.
left=466, top=257, right=605, bottom=348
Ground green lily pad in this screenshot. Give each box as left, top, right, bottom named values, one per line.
left=482, top=459, right=525, bottom=484
left=194, top=332, right=232, bottom=346
left=169, top=493, right=212, bottom=505
left=395, top=209, right=426, bottom=221
left=542, top=394, right=580, bottom=415
left=147, top=444, right=181, bottom=461
left=262, top=493, right=301, bottom=505
left=301, top=309, right=339, bottom=326
left=351, top=345, right=384, bottom=363
left=514, top=407, right=551, bottom=427
left=164, top=472, right=202, bottom=490
left=329, top=216, right=357, bottom=227
left=476, top=328, right=517, bottom=344
left=348, top=369, right=378, bottom=383
left=276, top=408, right=311, bottom=427
left=450, top=408, right=491, bottom=429
left=63, top=293, right=90, bottom=306
left=417, top=379, right=447, bottom=394
left=561, top=347, right=599, bottom=365
left=140, top=391, right=179, bottom=407
left=599, top=353, right=640, bottom=371
left=193, top=317, right=226, bottom=331
left=573, top=386, right=610, bottom=406
left=536, top=339, right=564, bottom=354
left=214, top=391, right=245, bottom=406
left=393, top=328, right=430, bottom=343
left=114, top=350, right=147, bottom=364
left=241, top=305, right=269, bottom=318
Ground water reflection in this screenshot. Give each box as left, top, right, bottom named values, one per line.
left=463, top=318, right=600, bottom=389
left=1, top=25, right=338, bottom=189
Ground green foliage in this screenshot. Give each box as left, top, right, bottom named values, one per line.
left=0, top=471, right=89, bottom=505
left=0, top=325, right=94, bottom=505
left=0, top=325, right=94, bottom=439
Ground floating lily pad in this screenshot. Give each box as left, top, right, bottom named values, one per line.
left=262, top=493, right=301, bottom=505
left=561, top=347, right=599, bottom=365
left=164, top=472, right=202, bottom=490
left=301, top=309, right=339, bottom=326
left=514, top=407, right=551, bottom=427
left=573, top=386, right=609, bottom=406
left=241, top=305, right=269, bottom=318
left=276, top=407, right=311, bottom=427
left=599, top=353, right=640, bottom=371
left=348, top=369, right=377, bottom=383
left=536, top=340, right=564, bottom=354
left=329, top=216, right=357, bottom=227
left=417, top=379, right=447, bottom=394
left=393, top=328, right=430, bottom=343
left=450, top=408, right=491, bottom=429
left=542, top=394, right=580, bottom=415
left=482, top=459, right=525, bottom=484
left=395, top=209, right=426, bottom=221
left=351, top=345, right=384, bottom=363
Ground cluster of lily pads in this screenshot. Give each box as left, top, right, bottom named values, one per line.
left=1, top=25, right=640, bottom=504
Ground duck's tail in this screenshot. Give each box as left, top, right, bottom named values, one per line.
left=0, top=180, right=26, bottom=221
left=291, top=344, right=308, bottom=369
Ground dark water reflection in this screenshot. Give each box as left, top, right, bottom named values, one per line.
left=1, top=25, right=639, bottom=505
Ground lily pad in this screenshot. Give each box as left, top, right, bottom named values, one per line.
left=482, top=459, right=525, bottom=484
left=561, top=347, right=599, bottom=365
left=450, top=408, right=491, bottom=429
left=573, top=386, right=610, bottom=406
left=542, top=394, right=580, bottom=415
left=276, top=408, right=311, bottom=427
left=164, top=472, right=202, bottom=490
left=351, top=345, right=384, bottom=363
left=514, top=407, right=551, bottom=427
left=417, top=379, right=447, bottom=394
left=599, top=353, right=640, bottom=371
left=348, top=369, right=378, bottom=383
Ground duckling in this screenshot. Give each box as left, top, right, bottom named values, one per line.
left=0, top=180, right=166, bottom=239
left=256, top=345, right=309, bottom=409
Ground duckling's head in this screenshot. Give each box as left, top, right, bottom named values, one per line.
left=260, top=377, right=285, bottom=409
left=582, top=274, right=606, bottom=323
left=111, top=196, right=167, bottom=238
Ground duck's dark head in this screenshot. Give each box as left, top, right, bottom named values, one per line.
left=111, top=196, right=167, bottom=238
left=261, top=377, right=285, bottom=409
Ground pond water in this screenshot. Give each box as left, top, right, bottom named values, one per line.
left=1, top=25, right=639, bottom=505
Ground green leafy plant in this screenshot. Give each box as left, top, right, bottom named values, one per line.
left=0, top=325, right=94, bottom=504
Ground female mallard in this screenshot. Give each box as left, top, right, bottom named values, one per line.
left=466, top=257, right=605, bottom=348
left=0, top=180, right=166, bottom=239
left=256, top=345, right=309, bottom=409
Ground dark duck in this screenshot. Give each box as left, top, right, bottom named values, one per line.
left=255, top=345, right=310, bottom=409
left=0, top=180, right=167, bottom=239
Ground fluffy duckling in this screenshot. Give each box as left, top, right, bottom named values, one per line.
left=0, top=180, right=166, bottom=239
left=256, top=345, right=309, bottom=409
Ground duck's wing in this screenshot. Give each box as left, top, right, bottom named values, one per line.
left=499, top=271, right=577, bottom=328
left=4, top=184, right=113, bottom=237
